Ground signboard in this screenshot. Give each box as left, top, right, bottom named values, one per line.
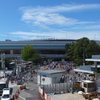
left=42, top=75, right=47, bottom=77
left=42, top=78, right=45, bottom=81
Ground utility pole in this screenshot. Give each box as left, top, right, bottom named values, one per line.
left=83, top=51, right=85, bottom=66
left=1, top=53, right=5, bottom=78
left=1, top=53, right=5, bottom=69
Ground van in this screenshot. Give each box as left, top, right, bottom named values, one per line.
left=1, top=88, right=11, bottom=100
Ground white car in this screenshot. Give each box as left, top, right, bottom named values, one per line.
left=1, top=89, right=11, bottom=100
left=1, top=94, right=10, bottom=100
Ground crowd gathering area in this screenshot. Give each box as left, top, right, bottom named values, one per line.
left=7, top=59, right=98, bottom=85
left=35, top=60, right=97, bottom=82
left=4, top=59, right=100, bottom=100
left=38, top=60, right=74, bottom=71
left=7, top=60, right=75, bottom=84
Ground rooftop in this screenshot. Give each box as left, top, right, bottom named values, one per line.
left=37, top=70, right=65, bottom=75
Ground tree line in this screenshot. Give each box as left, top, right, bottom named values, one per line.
left=65, top=37, right=100, bottom=65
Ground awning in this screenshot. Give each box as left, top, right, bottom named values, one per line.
left=85, top=59, right=100, bottom=62
left=74, top=69, right=94, bottom=74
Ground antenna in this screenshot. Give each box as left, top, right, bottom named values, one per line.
left=37, top=33, right=38, bottom=39
left=94, top=34, right=96, bottom=40
left=17, top=36, right=18, bottom=41
left=7, top=33, right=9, bottom=39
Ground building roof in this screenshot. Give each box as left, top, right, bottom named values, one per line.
left=82, top=80, right=94, bottom=83
left=74, top=69, right=94, bottom=74
left=80, top=65, right=100, bottom=68
left=37, top=70, right=65, bottom=75
left=85, top=58, right=100, bottom=62
left=73, top=63, right=100, bottom=74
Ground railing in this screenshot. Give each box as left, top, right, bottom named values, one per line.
left=43, top=82, right=74, bottom=94
left=38, top=82, right=74, bottom=100
left=19, top=66, right=39, bottom=75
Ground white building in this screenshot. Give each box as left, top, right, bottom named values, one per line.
left=37, top=70, right=65, bottom=85
left=74, top=55, right=100, bottom=79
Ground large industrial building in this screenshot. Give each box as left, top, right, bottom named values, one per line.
left=0, top=39, right=100, bottom=59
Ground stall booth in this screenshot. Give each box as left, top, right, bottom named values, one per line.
left=37, top=70, right=65, bottom=85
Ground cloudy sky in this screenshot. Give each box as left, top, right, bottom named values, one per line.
left=0, top=0, right=100, bottom=41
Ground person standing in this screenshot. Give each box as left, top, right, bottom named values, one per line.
left=60, top=75, right=65, bottom=83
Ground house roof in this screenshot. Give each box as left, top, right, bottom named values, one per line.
left=74, top=69, right=94, bottom=74
left=85, top=58, right=100, bottom=62
left=37, top=70, right=65, bottom=75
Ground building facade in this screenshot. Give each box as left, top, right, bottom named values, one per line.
left=0, top=39, right=100, bottom=59
left=0, top=39, right=76, bottom=59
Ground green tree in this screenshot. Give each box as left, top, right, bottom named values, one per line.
left=21, top=45, right=41, bottom=64
left=65, top=37, right=100, bottom=65
left=21, top=45, right=36, bottom=61
left=28, top=54, right=42, bottom=64
left=5, top=58, right=12, bottom=69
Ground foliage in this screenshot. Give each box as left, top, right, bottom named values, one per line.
left=28, top=54, right=42, bottom=64
left=65, top=37, right=100, bottom=65
left=5, top=58, right=12, bottom=69
left=21, top=45, right=36, bottom=61
left=21, top=45, right=41, bottom=64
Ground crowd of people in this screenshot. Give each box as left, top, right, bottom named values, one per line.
left=5, top=63, right=35, bottom=85
left=6, top=59, right=99, bottom=85
left=59, top=72, right=96, bottom=84
left=35, top=60, right=97, bottom=83
left=6, top=59, right=75, bottom=85
left=38, top=60, right=75, bottom=72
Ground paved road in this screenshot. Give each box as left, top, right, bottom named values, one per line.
left=20, top=81, right=41, bottom=100
left=18, top=77, right=41, bottom=100
left=7, top=75, right=41, bottom=100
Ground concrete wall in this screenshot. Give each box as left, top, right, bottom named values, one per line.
left=37, top=73, right=62, bottom=85
left=37, top=74, right=52, bottom=85
left=51, top=73, right=61, bottom=84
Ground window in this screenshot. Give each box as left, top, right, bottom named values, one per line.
left=2, top=94, right=10, bottom=98
left=84, top=83, right=87, bottom=88
left=88, top=83, right=95, bottom=88
left=0, top=84, right=6, bottom=89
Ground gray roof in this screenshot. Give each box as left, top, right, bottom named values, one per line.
left=73, top=64, right=100, bottom=74
left=86, top=58, right=100, bottom=62
left=37, top=70, right=65, bottom=75
left=74, top=69, right=94, bottom=74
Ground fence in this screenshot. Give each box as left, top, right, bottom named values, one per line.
left=43, top=82, right=74, bottom=94
left=19, top=66, right=39, bottom=75
left=38, top=82, right=74, bottom=100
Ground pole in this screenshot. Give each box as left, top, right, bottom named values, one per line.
left=1, top=53, right=5, bottom=78
left=83, top=51, right=85, bottom=66
left=94, top=61, right=97, bottom=80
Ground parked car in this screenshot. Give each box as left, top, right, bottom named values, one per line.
left=1, top=88, right=11, bottom=100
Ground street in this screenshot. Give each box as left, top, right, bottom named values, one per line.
left=7, top=75, right=42, bottom=100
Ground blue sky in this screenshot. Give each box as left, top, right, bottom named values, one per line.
left=0, top=0, right=100, bottom=41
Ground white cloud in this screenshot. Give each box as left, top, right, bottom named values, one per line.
left=85, top=25, right=100, bottom=29
left=13, top=4, right=100, bottom=41
left=20, top=4, right=100, bottom=27
left=20, top=4, right=100, bottom=13
left=10, top=30, right=100, bottom=40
